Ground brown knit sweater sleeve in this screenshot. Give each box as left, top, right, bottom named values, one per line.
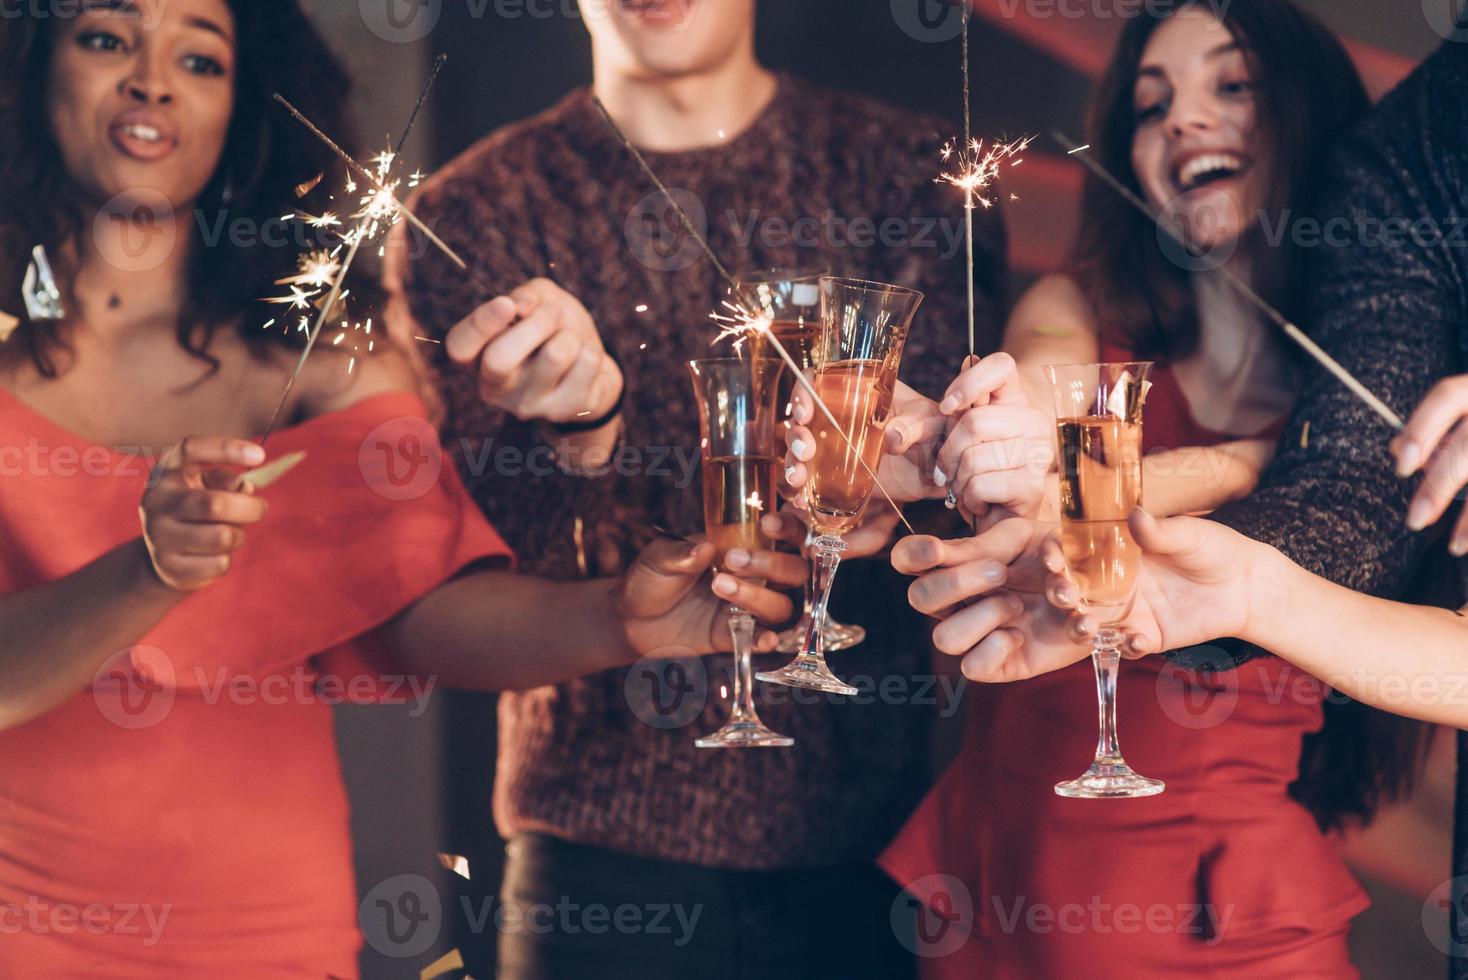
left=385, top=125, right=611, bottom=581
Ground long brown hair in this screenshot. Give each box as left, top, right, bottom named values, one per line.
left=0, top=0, right=376, bottom=376
left=1075, top=0, right=1431, bottom=831
left=1072, top=0, right=1369, bottom=363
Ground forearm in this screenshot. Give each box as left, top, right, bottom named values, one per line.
left=1143, top=445, right=1257, bottom=517
left=383, top=571, right=634, bottom=690
left=1245, top=545, right=1468, bottom=728
left=540, top=416, right=624, bottom=474
left=0, top=539, right=184, bottom=730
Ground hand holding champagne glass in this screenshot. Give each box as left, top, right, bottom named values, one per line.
left=758, top=277, right=924, bottom=695
left=1044, top=361, right=1163, bottom=798
left=734, top=268, right=869, bottom=656
left=688, top=357, right=793, bottom=747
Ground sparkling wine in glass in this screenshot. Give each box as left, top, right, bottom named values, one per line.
left=1045, top=361, right=1163, bottom=798
left=757, top=277, right=923, bottom=695
left=688, top=357, right=793, bottom=748
left=733, top=269, right=868, bottom=656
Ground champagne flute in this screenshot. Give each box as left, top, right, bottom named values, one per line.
left=757, top=277, right=924, bottom=695
left=732, top=268, right=867, bottom=656
left=688, top=357, right=793, bottom=748
left=1044, top=361, right=1164, bottom=798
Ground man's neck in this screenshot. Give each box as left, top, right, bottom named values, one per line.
left=591, top=58, right=778, bottom=153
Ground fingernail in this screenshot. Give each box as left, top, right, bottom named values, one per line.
left=726, top=548, right=751, bottom=568
left=939, top=396, right=960, bottom=415
left=1452, top=537, right=1468, bottom=558
left=713, top=575, right=736, bottom=596
left=761, top=514, right=782, bottom=532
left=243, top=445, right=266, bottom=465
left=792, top=438, right=810, bottom=460
left=785, top=464, right=798, bottom=483
left=1406, top=500, right=1431, bottom=531
left=980, top=561, right=1004, bottom=584
left=933, top=466, right=948, bottom=488
left=1396, top=443, right=1421, bottom=477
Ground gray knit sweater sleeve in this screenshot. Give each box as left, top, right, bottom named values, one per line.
left=1201, top=42, right=1468, bottom=668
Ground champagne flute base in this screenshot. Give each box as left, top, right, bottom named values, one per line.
left=1054, top=763, right=1165, bottom=799
left=775, top=616, right=866, bottom=655
left=757, top=656, right=858, bottom=696
left=695, top=719, right=794, bottom=749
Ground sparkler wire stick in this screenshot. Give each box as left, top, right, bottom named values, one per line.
left=258, top=65, right=451, bottom=443
left=961, top=2, right=975, bottom=359
left=1052, top=130, right=1405, bottom=431
left=589, top=96, right=916, bottom=534
left=273, top=94, right=467, bottom=271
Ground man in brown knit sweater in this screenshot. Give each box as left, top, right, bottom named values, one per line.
left=387, top=2, right=1005, bottom=976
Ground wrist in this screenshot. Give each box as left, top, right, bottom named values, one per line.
left=128, top=538, right=185, bottom=603
left=1239, top=539, right=1291, bottom=646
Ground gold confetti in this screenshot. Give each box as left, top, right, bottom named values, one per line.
left=242, top=451, right=307, bottom=489
left=420, top=949, right=465, bottom=980
left=1300, top=420, right=1311, bottom=449
left=294, top=172, right=324, bottom=197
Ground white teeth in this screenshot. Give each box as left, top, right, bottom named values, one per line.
left=121, top=124, right=162, bottom=142
left=1178, top=153, right=1243, bottom=189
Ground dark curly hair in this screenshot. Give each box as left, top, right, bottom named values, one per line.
left=0, top=0, right=376, bottom=376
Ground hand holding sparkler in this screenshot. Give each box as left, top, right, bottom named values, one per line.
left=443, top=278, right=624, bottom=428
left=783, top=353, right=1053, bottom=526
left=141, top=437, right=270, bottom=592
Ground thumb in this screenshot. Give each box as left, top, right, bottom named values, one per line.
left=620, top=539, right=715, bottom=618
left=885, top=412, right=947, bottom=456
left=1128, top=508, right=1211, bottom=559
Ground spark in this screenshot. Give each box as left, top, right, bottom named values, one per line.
left=745, top=491, right=764, bottom=512
left=414, top=335, right=442, bottom=345
left=1067, top=143, right=1091, bottom=155
left=634, top=304, right=649, bottom=313
left=935, top=134, right=1034, bottom=210
left=305, top=212, right=342, bottom=229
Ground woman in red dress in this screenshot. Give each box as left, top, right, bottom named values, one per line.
left=0, top=3, right=801, bottom=976
left=786, top=1, right=1425, bottom=975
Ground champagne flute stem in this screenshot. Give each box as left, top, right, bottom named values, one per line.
left=800, top=537, right=845, bottom=661
left=1091, top=629, right=1125, bottom=765
left=801, top=531, right=818, bottom=620
left=728, top=606, right=759, bottom=722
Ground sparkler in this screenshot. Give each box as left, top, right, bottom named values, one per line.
left=1052, top=130, right=1406, bottom=431
left=938, top=4, right=1034, bottom=359
left=257, top=56, right=451, bottom=442
left=590, top=95, right=917, bottom=533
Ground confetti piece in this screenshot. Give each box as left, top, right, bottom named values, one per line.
left=295, top=173, right=324, bottom=197
left=1300, top=420, right=1311, bottom=449
left=420, top=949, right=465, bottom=980
left=242, top=451, right=307, bottom=489
left=437, top=853, right=471, bottom=880
left=0, top=310, right=19, bottom=343
left=1030, top=323, right=1075, bottom=338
